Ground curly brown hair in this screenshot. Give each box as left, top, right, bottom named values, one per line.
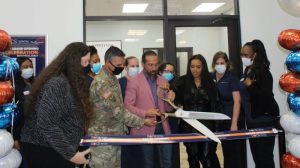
left=25, top=42, right=94, bottom=130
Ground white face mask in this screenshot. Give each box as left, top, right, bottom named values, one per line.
left=215, top=64, right=226, bottom=74
left=21, top=68, right=34, bottom=79
left=127, top=67, right=139, bottom=77
left=242, top=57, right=253, bottom=67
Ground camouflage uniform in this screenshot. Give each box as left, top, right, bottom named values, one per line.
left=88, top=67, right=144, bottom=168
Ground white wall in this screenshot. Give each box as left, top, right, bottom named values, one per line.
left=0, top=0, right=84, bottom=64
left=239, top=0, right=300, bottom=168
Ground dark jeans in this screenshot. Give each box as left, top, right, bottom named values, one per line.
left=218, top=121, right=246, bottom=168
left=141, top=144, right=172, bottom=168
left=142, top=124, right=172, bottom=168
left=247, top=119, right=278, bottom=168
left=21, top=142, right=75, bottom=168
left=168, top=117, right=180, bottom=168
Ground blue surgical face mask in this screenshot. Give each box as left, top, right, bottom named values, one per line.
left=127, top=67, right=139, bottom=77
left=91, top=62, right=102, bottom=74
left=162, top=72, right=174, bottom=82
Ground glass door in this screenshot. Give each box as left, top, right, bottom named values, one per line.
left=166, top=17, right=242, bottom=77
left=166, top=17, right=247, bottom=168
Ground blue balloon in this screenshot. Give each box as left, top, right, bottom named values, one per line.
left=0, top=103, right=19, bottom=129
left=287, top=93, right=300, bottom=116
left=286, top=51, right=300, bottom=72
left=0, top=56, right=19, bottom=80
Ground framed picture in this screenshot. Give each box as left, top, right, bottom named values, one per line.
left=4, top=35, right=47, bottom=76
left=86, top=40, right=122, bottom=63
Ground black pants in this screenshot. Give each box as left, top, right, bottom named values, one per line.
left=184, top=141, right=220, bottom=168
left=218, top=121, right=246, bottom=168
left=180, top=120, right=220, bottom=168
left=21, top=142, right=75, bottom=168
left=247, top=119, right=278, bottom=168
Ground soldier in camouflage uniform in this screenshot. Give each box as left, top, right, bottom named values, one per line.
left=88, top=46, right=156, bottom=168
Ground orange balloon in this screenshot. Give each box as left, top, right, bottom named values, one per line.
left=279, top=72, right=300, bottom=93
left=278, top=29, right=300, bottom=51
left=282, top=153, right=300, bottom=168
left=0, top=81, right=14, bottom=105
left=0, top=29, right=12, bottom=52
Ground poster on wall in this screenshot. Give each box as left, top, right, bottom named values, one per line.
left=86, top=40, right=122, bottom=64
left=4, top=35, right=47, bottom=76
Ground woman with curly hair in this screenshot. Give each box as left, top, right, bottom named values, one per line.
left=21, top=42, right=94, bottom=168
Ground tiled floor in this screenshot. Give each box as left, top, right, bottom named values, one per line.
left=180, top=143, right=224, bottom=168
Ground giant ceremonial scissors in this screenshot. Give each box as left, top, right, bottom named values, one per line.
left=158, top=89, right=230, bottom=143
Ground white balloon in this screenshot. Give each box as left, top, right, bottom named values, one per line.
left=280, top=112, right=300, bottom=134
left=278, top=0, right=300, bottom=17
left=288, top=136, right=300, bottom=159
left=0, top=129, right=14, bottom=158
left=285, top=132, right=298, bottom=145
left=0, top=149, right=22, bottom=168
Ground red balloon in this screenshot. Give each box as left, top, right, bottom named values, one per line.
left=0, top=81, right=14, bottom=105
left=282, top=153, right=300, bottom=168
left=278, top=29, right=300, bottom=51
left=0, top=29, right=12, bottom=52
left=279, top=72, right=300, bottom=93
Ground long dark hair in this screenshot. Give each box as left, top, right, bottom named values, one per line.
left=244, top=39, right=270, bottom=70
left=25, top=42, right=94, bottom=129
left=185, top=54, right=217, bottom=101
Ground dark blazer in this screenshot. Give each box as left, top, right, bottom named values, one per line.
left=244, top=66, right=279, bottom=118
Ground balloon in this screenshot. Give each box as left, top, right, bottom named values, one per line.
left=280, top=112, right=300, bottom=133
left=288, top=93, right=300, bottom=116
left=0, top=104, right=19, bottom=129
left=288, top=136, right=300, bottom=159
left=278, top=29, right=300, bottom=51
left=0, top=149, right=22, bottom=168
left=282, top=153, right=300, bottom=168
left=279, top=72, right=300, bottom=93
left=278, top=0, right=300, bottom=17
left=286, top=132, right=298, bottom=145
left=0, top=57, right=19, bottom=81
left=0, top=29, right=12, bottom=52
left=0, top=129, right=14, bottom=158
left=286, top=51, right=300, bottom=72
left=0, top=82, right=14, bottom=105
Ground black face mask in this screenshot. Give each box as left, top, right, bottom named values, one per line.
left=109, top=60, right=124, bottom=75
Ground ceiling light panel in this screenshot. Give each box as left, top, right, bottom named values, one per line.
left=176, top=29, right=185, bottom=35
left=155, top=38, right=164, bottom=42
left=122, top=3, right=149, bottom=13
left=127, top=30, right=147, bottom=36
left=192, top=3, right=225, bottom=12
left=125, top=38, right=140, bottom=42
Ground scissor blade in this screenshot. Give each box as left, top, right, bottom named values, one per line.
left=175, top=108, right=230, bottom=120
left=183, top=118, right=221, bottom=143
